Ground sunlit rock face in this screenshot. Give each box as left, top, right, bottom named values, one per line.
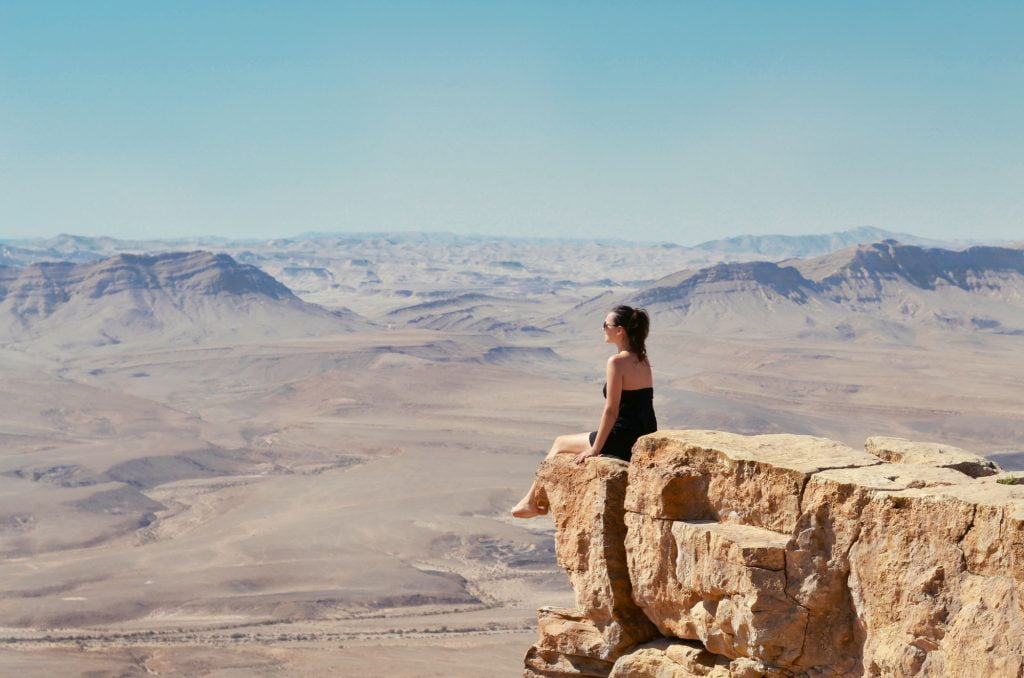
left=524, top=456, right=657, bottom=676
left=525, top=429, right=1024, bottom=678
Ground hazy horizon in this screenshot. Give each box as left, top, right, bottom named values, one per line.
left=0, top=225, right=1015, bottom=251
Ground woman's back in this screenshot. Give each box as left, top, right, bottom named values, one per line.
left=612, top=351, right=653, bottom=391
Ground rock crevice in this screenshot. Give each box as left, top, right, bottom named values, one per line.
left=524, top=429, right=1024, bottom=678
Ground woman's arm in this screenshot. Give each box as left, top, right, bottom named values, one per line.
left=575, top=356, right=622, bottom=465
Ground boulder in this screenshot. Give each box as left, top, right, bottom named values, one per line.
left=608, top=638, right=789, bottom=678
left=608, top=638, right=732, bottom=677
left=865, top=436, right=1001, bottom=477
left=525, top=608, right=617, bottom=677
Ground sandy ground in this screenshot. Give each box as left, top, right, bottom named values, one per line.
left=0, top=632, right=538, bottom=677
left=1, top=316, right=1022, bottom=675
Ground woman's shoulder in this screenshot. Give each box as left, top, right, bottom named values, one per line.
left=608, top=350, right=645, bottom=365
left=607, top=352, right=631, bottom=368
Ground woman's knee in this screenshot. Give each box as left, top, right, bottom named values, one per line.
left=548, top=433, right=588, bottom=457
left=546, top=435, right=571, bottom=458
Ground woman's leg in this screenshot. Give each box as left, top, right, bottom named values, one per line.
left=511, top=433, right=591, bottom=518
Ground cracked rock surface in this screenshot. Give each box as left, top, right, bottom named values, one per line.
left=524, top=456, right=657, bottom=674
left=864, top=436, right=1001, bottom=478
left=525, top=429, right=1024, bottom=677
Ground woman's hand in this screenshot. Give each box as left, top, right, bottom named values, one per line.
left=574, top=447, right=599, bottom=465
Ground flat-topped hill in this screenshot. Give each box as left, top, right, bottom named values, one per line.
left=617, top=242, right=1024, bottom=339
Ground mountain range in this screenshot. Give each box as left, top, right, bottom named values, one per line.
left=3, top=238, right=1023, bottom=351
left=621, top=240, right=1024, bottom=340
left=0, top=227, right=1004, bottom=269
left=0, top=251, right=363, bottom=350
left=689, top=226, right=961, bottom=259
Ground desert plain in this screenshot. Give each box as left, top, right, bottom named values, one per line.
left=0, top=231, right=1022, bottom=677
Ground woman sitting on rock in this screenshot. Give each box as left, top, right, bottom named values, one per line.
left=511, top=305, right=657, bottom=518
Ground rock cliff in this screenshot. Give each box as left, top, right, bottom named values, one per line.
left=524, top=430, right=1024, bottom=677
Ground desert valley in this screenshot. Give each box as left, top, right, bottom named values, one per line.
left=0, top=228, right=1022, bottom=676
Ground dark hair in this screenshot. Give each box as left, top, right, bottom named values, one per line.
left=611, top=305, right=650, bottom=363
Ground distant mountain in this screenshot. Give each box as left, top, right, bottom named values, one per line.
left=0, top=233, right=269, bottom=268
left=0, top=232, right=673, bottom=267
left=790, top=241, right=1024, bottom=302
left=633, top=261, right=815, bottom=308
left=1, top=234, right=169, bottom=265
left=691, top=227, right=958, bottom=260
left=0, top=251, right=365, bottom=350
left=4, top=228, right=1002, bottom=270
left=622, top=241, right=1024, bottom=340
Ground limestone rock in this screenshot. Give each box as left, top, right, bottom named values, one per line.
left=626, top=430, right=880, bottom=533
left=608, top=638, right=732, bottom=677
left=846, top=481, right=1024, bottom=676
left=525, top=609, right=616, bottom=677
left=528, top=607, right=618, bottom=669
left=608, top=638, right=789, bottom=678
left=527, top=429, right=1024, bottom=677
left=782, top=463, right=976, bottom=672
left=525, top=456, right=657, bottom=674
left=625, top=431, right=880, bottom=673
left=626, top=513, right=804, bottom=664
left=865, top=436, right=1001, bottom=477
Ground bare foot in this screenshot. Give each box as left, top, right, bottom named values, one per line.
left=511, top=499, right=548, bottom=518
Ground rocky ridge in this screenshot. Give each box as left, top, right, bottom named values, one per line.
left=525, top=430, right=1024, bottom=677
left=0, top=251, right=363, bottom=348
left=690, top=227, right=953, bottom=259
left=636, top=241, right=1024, bottom=307
left=624, top=241, right=1024, bottom=338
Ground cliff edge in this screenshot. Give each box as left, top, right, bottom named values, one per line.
left=525, top=430, right=1024, bottom=678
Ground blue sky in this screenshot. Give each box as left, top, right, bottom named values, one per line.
left=0, top=1, right=1021, bottom=243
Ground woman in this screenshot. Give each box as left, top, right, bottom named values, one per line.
left=511, top=305, right=656, bottom=518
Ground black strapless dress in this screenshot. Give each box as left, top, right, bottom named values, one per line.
left=589, top=383, right=657, bottom=461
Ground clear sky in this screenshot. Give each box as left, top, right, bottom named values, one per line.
left=1, top=1, right=1021, bottom=243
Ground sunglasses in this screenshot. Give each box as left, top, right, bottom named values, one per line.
left=603, top=322, right=619, bottom=329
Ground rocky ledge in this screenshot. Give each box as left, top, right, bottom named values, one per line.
left=523, top=430, right=1024, bottom=678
